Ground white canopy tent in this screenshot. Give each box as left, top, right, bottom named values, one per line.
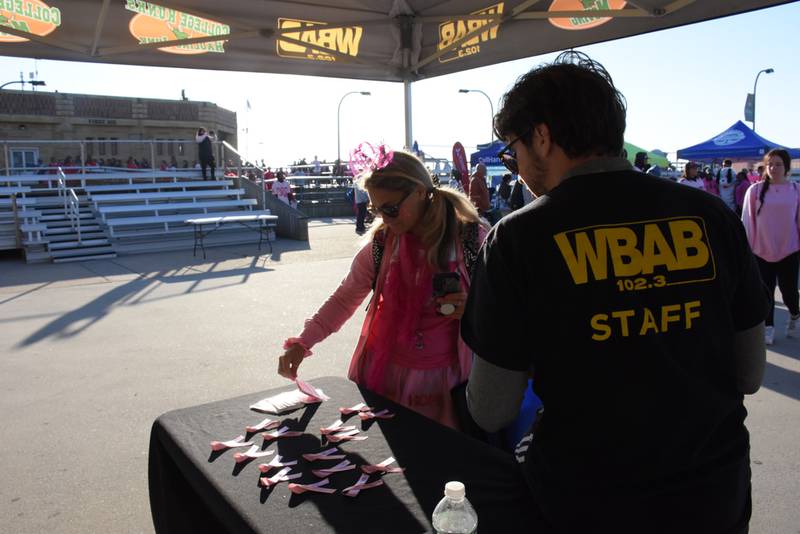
left=1, top=0, right=792, bottom=147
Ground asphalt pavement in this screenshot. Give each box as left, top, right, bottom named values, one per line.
left=0, top=217, right=797, bottom=533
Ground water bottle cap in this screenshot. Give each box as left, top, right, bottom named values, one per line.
left=444, top=481, right=465, bottom=500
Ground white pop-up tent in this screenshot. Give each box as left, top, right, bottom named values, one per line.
left=1, top=0, right=791, bottom=145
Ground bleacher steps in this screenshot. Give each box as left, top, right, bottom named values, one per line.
left=47, top=231, right=106, bottom=242
left=24, top=250, right=52, bottom=263
left=46, top=225, right=102, bottom=235
left=53, top=253, right=118, bottom=263
left=49, top=239, right=109, bottom=250
left=50, top=244, right=116, bottom=259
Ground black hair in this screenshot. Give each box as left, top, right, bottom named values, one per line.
left=494, top=50, right=626, bottom=159
left=634, top=152, right=648, bottom=170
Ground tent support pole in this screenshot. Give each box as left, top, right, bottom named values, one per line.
left=404, top=80, right=413, bottom=151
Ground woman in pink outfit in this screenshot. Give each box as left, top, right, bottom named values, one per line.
left=278, top=149, right=488, bottom=428
left=741, top=149, right=800, bottom=345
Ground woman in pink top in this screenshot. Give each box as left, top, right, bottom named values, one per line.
left=278, top=148, right=488, bottom=428
left=741, top=149, right=800, bottom=345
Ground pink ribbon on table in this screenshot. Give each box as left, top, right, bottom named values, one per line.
left=259, top=466, right=302, bottom=488
left=339, top=403, right=374, bottom=415
left=361, top=456, right=404, bottom=475
left=326, top=428, right=368, bottom=443
left=320, top=419, right=357, bottom=436
left=258, top=455, right=298, bottom=473
left=302, top=448, right=347, bottom=462
left=288, top=478, right=337, bottom=495
left=245, top=417, right=280, bottom=433
left=312, top=460, right=356, bottom=478
left=358, top=409, right=395, bottom=421
left=233, top=444, right=275, bottom=464
left=295, top=378, right=331, bottom=402
left=262, top=426, right=304, bottom=441
left=210, top=435, right=254, bottom=452
left=343, top=474, right=385, bottom=497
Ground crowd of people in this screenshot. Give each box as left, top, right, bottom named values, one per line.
left=276, top=51, right=777, bottom=533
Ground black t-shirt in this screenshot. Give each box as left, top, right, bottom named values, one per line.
left=462, top=168, right=768, bottom=533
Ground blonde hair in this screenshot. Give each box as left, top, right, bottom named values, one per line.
left=359, top=151, right=485, bottom=270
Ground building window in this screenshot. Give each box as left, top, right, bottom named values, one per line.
left=167, top=140, right=175, bottom=156
left=156, top=139, right=164, bottom=156
left=85, top=137, right=94, bottom=159
left=177, top=143, right=184, bottom=156
left=98, top=137, right=106, bottom=156
left=110, top=138, right=118, bottom=156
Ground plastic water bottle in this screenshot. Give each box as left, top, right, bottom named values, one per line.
left=432, top=481, right=478, bottom=534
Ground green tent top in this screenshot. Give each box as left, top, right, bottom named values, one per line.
left=624, top=142, right=669, bottom=169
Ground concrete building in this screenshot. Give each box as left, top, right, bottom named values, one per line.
left=0, top=89, right=236, bottom=171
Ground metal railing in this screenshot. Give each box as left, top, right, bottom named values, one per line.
left=57, top=167, right=82, bottom=243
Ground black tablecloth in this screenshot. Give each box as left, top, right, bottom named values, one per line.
left=149, top=376, right=540, bottom=533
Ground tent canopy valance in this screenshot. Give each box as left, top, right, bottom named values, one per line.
left=0, top=1, right=792, bottom=83
left=676, top=120, right=798, bottom=163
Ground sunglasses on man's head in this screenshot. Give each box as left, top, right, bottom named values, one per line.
left=497, top=128, right=533, bottom=174
left=369, top=189, right=413, bottom=218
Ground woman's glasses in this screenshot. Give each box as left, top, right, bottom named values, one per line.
left=496, top=128, right=532, bottom=174
left=369, top=190, right=413, bottom=218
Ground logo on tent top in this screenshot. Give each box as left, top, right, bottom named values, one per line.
left=548, top=0, right=627, bottom=31
left=438, top=2, right=504, bottom=64
left=0, top=0, right=61, bottom=43
left=125, top=0, right=230, bottom=55
left=277, top=18, right=363, bottom=62
left=713, top=129, right=746, bottom=147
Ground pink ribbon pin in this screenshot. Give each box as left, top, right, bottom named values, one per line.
left=312, top=459, right=356, bottom=478
left=343, top=474, right=385, bottom=497
left=295, top=378, right=331, bottom=402
left=320, top=419, right=357, bottom=436
left=361, top=456, right=405, bottom=474
left=302, top=448, right=347, bottom=462
left=326, top=428, right=368, bottom=443
left=358, top=409, right=395, bottom=421
left=233, top=444, right=275, bottom=464
left=339, top=402, right=374, bottom=415
left=246, top=417, right=280, bottom=433
left=259, top=466, right=302, bottom=488
left=258, top=455, right=298, bottom=473
left=210, top=435, right=254, bottom=452
left=262, top=426, right=304, bottom=441
left=288, top=478, right=337, bottom=495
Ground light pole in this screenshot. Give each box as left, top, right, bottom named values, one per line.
left=459, top=89, right=494, bottom=142
left=337, top=91, right=371, bottom=172
left=0, top=80, right=45, bottom=90
left=752, top=68, right=774, bottom=133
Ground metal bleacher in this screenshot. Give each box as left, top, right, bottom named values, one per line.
left=0, top=169, right=274, bottom=263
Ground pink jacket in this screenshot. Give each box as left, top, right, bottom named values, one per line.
left=741, top=181, right=800, bottom=262
left=286, top=226, right=487, bottom=385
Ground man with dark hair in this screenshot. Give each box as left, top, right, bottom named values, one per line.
left=195, top=127, right=216, bottom=181
left=633, top=151, right=649, bottom=172
left=462, top=51, right=767, bottom=533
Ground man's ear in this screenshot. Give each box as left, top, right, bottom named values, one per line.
left=534, top=124, right=552, bottom=156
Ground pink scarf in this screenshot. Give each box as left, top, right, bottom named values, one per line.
left=365, top=233, right=433, bottom=393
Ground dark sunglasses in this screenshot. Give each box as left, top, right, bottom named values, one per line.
left=369, top=190, right=413, bottom=218
left=497, top=128, right=533, bottom=174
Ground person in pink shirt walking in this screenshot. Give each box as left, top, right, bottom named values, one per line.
left=278, top=147, right=488, bottom=428
left=741, top=149, right=800, bottom=345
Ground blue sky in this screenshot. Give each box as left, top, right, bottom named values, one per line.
left=1, top=2, right=798, bottom=165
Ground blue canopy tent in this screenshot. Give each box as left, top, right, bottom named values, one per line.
left=470, top=140, right=508, bottom=189
left=470, top=140, right=506, bottom=167
left=677, top=121, right=797, bottom=162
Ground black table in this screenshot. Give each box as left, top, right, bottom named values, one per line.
left=149, top=376, right=540, bottom=533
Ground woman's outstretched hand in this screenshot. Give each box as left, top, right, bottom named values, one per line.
left=436, top=291, right=468, bottom=320
left=278, top=343, right=306, bottom=380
